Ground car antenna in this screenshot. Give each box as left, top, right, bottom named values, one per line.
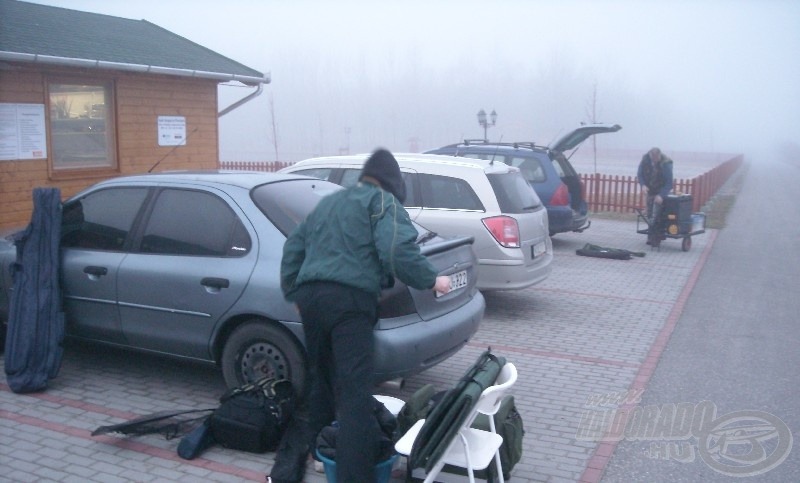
left=148, top=126, right=200, bottom=173
left=489, top=135, right=504, bottom=165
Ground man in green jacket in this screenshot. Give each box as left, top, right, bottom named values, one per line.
left=279, top=148, right=451, bottom=482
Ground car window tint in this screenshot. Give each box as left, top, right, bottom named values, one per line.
left=419, top=173, right=484, bottom=211
left=252, top=179, right=342, bottom=236
left=292, top=168, right=334, bottom=182
left=505, top=156, right=546, bottom=183
left=61, top=187, right=148, bottom=251
left=487, top=172, right=542, bottom=213
left=140, top=189, right=251, bottom=257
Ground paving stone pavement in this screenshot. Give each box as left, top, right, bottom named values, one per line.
left=0, top=217, right=715, bottom=482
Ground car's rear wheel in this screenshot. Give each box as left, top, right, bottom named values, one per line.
left=221, top=321, right=306, bottom=394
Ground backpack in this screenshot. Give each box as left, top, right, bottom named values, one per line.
left=466, top=395, right=524, bottom=481
left=208, top=377, right=295, bottom=453
left=396, top=385, right=524, bottom=481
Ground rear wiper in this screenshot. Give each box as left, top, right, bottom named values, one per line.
left=416, top=231, right=438, bottom=244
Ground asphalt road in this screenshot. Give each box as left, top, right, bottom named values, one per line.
left=600, top=156, right=800, bottom=482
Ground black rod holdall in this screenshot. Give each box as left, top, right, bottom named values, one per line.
left=208, top=377, right=295, bottom=453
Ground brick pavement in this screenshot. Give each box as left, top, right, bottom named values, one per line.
left=0, top=217, right=715, bottom=482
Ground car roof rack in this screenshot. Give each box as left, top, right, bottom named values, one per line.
left=443, top=140, right=550, bottom=151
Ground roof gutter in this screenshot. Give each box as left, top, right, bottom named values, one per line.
left=0, top=51, right=270, bottom=116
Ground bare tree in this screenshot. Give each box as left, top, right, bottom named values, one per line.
left=585, top=80, right=599, bottom=173
left=268, top=93, right=279, bottom=161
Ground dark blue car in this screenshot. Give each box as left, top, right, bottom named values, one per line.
left=426, top=123, right=621, bottom=236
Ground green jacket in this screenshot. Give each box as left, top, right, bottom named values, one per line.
left=281, top=182, right=438, bottom=301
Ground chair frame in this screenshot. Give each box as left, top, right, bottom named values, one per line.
left=395, top=362, right=518, bottom=483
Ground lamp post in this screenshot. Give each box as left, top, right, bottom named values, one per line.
left=477, top=109, right=497, bottom=141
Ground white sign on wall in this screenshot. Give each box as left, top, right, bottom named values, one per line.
left=0, top=103, right=47, bottom=161
left=157, top=115, right=187, bottom=146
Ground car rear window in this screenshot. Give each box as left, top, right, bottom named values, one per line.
left=461, top=152, right=548, bottom=184
left=552, top=152, right=578, bottom=177
left=487, top=172, right=543, bottom=213
left=251, top=179, right=342, bottom=235
left=503, top=156, right=546, bottom=183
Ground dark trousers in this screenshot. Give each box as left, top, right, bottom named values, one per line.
left=296, top=281, right=380, bottom=483
left=646, top=194, right=665, bottom=239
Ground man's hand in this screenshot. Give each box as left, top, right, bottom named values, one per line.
left=433, top=275, right=452, bottom=295
left=654, top=194, right=663, bottom=204
left=641, top=186, right=648, bottom=195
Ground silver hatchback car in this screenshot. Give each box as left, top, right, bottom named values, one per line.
left=0, top=171, right=485, bottom=391
left=281, top=153, right=553, bottom=291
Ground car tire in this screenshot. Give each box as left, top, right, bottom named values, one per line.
left=221, top=321, right=306, bottom=394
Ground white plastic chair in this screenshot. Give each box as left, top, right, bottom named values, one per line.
left=395, top=362, right=518, bottom=483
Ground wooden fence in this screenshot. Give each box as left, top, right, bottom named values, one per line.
left=221, top=154, right=744, bottom=214
left=221, top=160, right=293, bottom=172
left=581, top=154, right=743, bottom=213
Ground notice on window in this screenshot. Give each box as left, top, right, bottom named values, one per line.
left=0, top=103, right=47, bottom=161
left=158, top=115, right=187, bottom=146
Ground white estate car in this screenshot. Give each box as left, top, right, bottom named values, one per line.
left=280, top=153, right=552, bottom=291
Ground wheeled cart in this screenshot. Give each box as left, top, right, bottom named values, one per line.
left=635, top=194, right=706, bottom=251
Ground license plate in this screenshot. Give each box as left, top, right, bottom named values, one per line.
left=532, top=241, right=546, bottom=258
left=438, top=270, right=468, bottom=297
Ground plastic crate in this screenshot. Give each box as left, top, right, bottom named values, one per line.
left=316, top=450, right=398, bottom=483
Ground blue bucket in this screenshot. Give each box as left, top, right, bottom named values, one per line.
left=315, top=450, right=398, bottom=483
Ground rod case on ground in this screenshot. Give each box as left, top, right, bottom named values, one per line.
left=4, top=188, right=65, bottom=393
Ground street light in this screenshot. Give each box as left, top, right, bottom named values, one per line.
left=477, top=109, right=497, bottom=141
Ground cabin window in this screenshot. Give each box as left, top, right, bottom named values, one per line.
left=48, top=78, right=117, bottom=173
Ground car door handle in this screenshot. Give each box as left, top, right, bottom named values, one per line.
left=83, top=266, right=108, bottom=277
left=201, top=277, right=230, bottom=289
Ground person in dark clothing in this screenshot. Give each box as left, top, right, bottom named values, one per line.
left=277, top=148, right=452, bottom=482
left=637, top=147, right=674, bottom=246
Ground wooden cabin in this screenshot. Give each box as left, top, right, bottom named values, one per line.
left=0, top=0, right=269, bottom=231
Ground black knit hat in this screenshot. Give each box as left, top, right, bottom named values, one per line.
left=359, top=148, right=406, bottom=203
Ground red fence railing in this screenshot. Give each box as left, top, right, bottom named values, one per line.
left=221, top=160, right=293, bottom=172
left=221, top=154, right=744, bottom=214
left=581, top=154, right=743, bottom=213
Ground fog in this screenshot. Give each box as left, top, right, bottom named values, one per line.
left=28, top=0, right=800, bottom=165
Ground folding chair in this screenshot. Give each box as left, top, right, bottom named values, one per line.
left=395, top=362, right=518, bottom=482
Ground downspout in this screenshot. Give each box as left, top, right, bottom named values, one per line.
left=218, top=83, right=264, bottom=118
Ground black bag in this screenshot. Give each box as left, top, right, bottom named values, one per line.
left=576, top=243, right=645, bottom=260
left=465, top=394, right=524, bottom=480
left=209, top=377, right=295, bottom=453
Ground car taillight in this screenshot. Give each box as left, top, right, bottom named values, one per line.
left=550, top=183, right=570, bottom=206
left=482, top=216, right=520, bottom=248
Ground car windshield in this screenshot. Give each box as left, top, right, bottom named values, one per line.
left=487, top=172, right=542, bottom=212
